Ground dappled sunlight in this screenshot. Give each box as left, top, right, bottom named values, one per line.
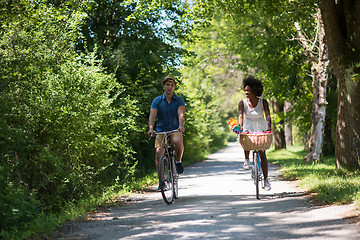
left=56, top=143, right=360, bottom=240
left=66, top=192, right=357, bottom=240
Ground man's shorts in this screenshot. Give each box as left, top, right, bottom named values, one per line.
left=155, top=132, right=183, bottom=149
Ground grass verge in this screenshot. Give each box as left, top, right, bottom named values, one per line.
left=267, top=145, right=360, bottom=207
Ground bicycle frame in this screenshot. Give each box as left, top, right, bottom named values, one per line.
left=251, top=150, right=264, bottom=199
left=156, top=129, right=178, bottom=165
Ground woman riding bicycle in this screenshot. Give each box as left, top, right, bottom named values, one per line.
left=238, top=76, right=272, bottom=190
left=147, top=76, right=186, bottom=190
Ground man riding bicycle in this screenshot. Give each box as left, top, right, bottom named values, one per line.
left=147, top=76, right=186, bottom=190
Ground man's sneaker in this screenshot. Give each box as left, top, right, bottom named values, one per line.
left=243, top=159, right=251, bottom=170
left=158, top=181, right=167, bottom=191
left=176, top=162, right=184, bottom=174
left=263, top=178, right=271, bottom=191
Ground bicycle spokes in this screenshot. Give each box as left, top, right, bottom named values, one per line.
left=252, top=151, right=263, bottom=200
left=159, top=155, right=174, bottom=204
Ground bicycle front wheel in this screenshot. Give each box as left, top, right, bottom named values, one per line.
left=172, top=151, right=178, bottom=199
left=254, top=152, right=260, bottom=199
left=158, top=155, right=174, bottom=204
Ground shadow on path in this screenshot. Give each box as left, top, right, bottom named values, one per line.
left=54, top=142, right=360, bottom=240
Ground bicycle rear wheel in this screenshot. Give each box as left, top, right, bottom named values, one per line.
left=158, top=155, right=174, bottom=204
left=254, top=152, right=260, bottom=199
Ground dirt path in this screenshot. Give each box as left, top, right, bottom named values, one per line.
left=54, top=142, right=360, bottom=239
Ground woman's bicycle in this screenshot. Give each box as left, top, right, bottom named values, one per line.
left=239, top=131, right=273, bottom=199
left=251, top=150, right=264, bottom=199
left=151, top=129, right=181, bottom=204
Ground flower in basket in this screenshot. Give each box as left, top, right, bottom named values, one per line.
left=228, top=117, right=242, bottom=134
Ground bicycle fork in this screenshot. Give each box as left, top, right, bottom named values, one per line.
left=251, top=152, right=264, bottom=186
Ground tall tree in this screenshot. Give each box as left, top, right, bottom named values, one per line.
left=295, top=9, right=331, bottom=162
left=320, top=0, right=360, bottom=170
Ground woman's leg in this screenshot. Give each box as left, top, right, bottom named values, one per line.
left=259, top=150, right=268, bottom=179
left=244, top=150, right=250, bottom=159
left=243, top=150, right=250, bottom=170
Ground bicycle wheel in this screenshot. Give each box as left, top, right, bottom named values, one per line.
left=254, top=152, right=260, bottom=199
left=158, top=155, right=174, bottom=204
left=172, top=151, right=178, bottom=199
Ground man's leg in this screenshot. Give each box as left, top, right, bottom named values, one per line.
left=155, top=135, right=165, bottom=171
left=171, top=133, right=184, bottom=173
left=155, top=146, right=164, bottom=171
left=155, top=135, right=165, bottom=190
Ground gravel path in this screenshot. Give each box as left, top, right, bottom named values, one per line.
left=54, top=142, right=360, bottom=240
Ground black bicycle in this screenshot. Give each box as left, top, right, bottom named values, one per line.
left=152, top=129, right=180, bottom=204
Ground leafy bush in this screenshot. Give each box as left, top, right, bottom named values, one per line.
left=0, top=167, right=40, bottom=236
left=0, top=1, right=138, bottom=237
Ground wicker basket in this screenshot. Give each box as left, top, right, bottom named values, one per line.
left=239, top=132, right=273, bottom=151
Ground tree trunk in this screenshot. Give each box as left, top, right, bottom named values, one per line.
left=303, top=9, right=330, bottom=163
left=323, top=111, right=335, bottom=155
left=272, top=101, right=286, bottom=150
left=320, top=1, right=360, bottom=170
left=284, top=101, right=293, bottom=147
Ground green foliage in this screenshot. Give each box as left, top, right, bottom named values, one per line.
left=190, top=0, right=319, bottom=139
left=77, top=0, right=193, bottom=173
left=0, top=166, right=40, bottom=237
left=179, top=12, right=241, bottom=157
left=0, top=1, right=138, bottom=237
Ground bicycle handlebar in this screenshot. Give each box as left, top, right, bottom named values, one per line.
left=239, top=130, right=273, bottom=135
left=148, top=129, right=182, bottom=140
left=153, top=129, right=180, bottom=135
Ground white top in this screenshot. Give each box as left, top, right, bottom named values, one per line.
left=243, top=97, right=267, bottom=132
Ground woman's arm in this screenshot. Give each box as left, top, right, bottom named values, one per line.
left=263, top=99, right=272, bottom=130
left=238, top=100, right=244, bottom=128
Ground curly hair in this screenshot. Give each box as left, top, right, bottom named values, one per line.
left=243, top=76, right=263, bottom=97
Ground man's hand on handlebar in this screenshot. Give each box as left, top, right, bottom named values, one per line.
left=178, top=127, right=185, bottom=133
left=147, top=129, right=155, bottom=138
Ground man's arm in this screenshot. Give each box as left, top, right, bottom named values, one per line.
left=178, top=106, right=186, bottom=133
left=147, top=108, right=157, bottom=136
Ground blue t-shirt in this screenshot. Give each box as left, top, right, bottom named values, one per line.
left=151, top=93, right=185, bottom=132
